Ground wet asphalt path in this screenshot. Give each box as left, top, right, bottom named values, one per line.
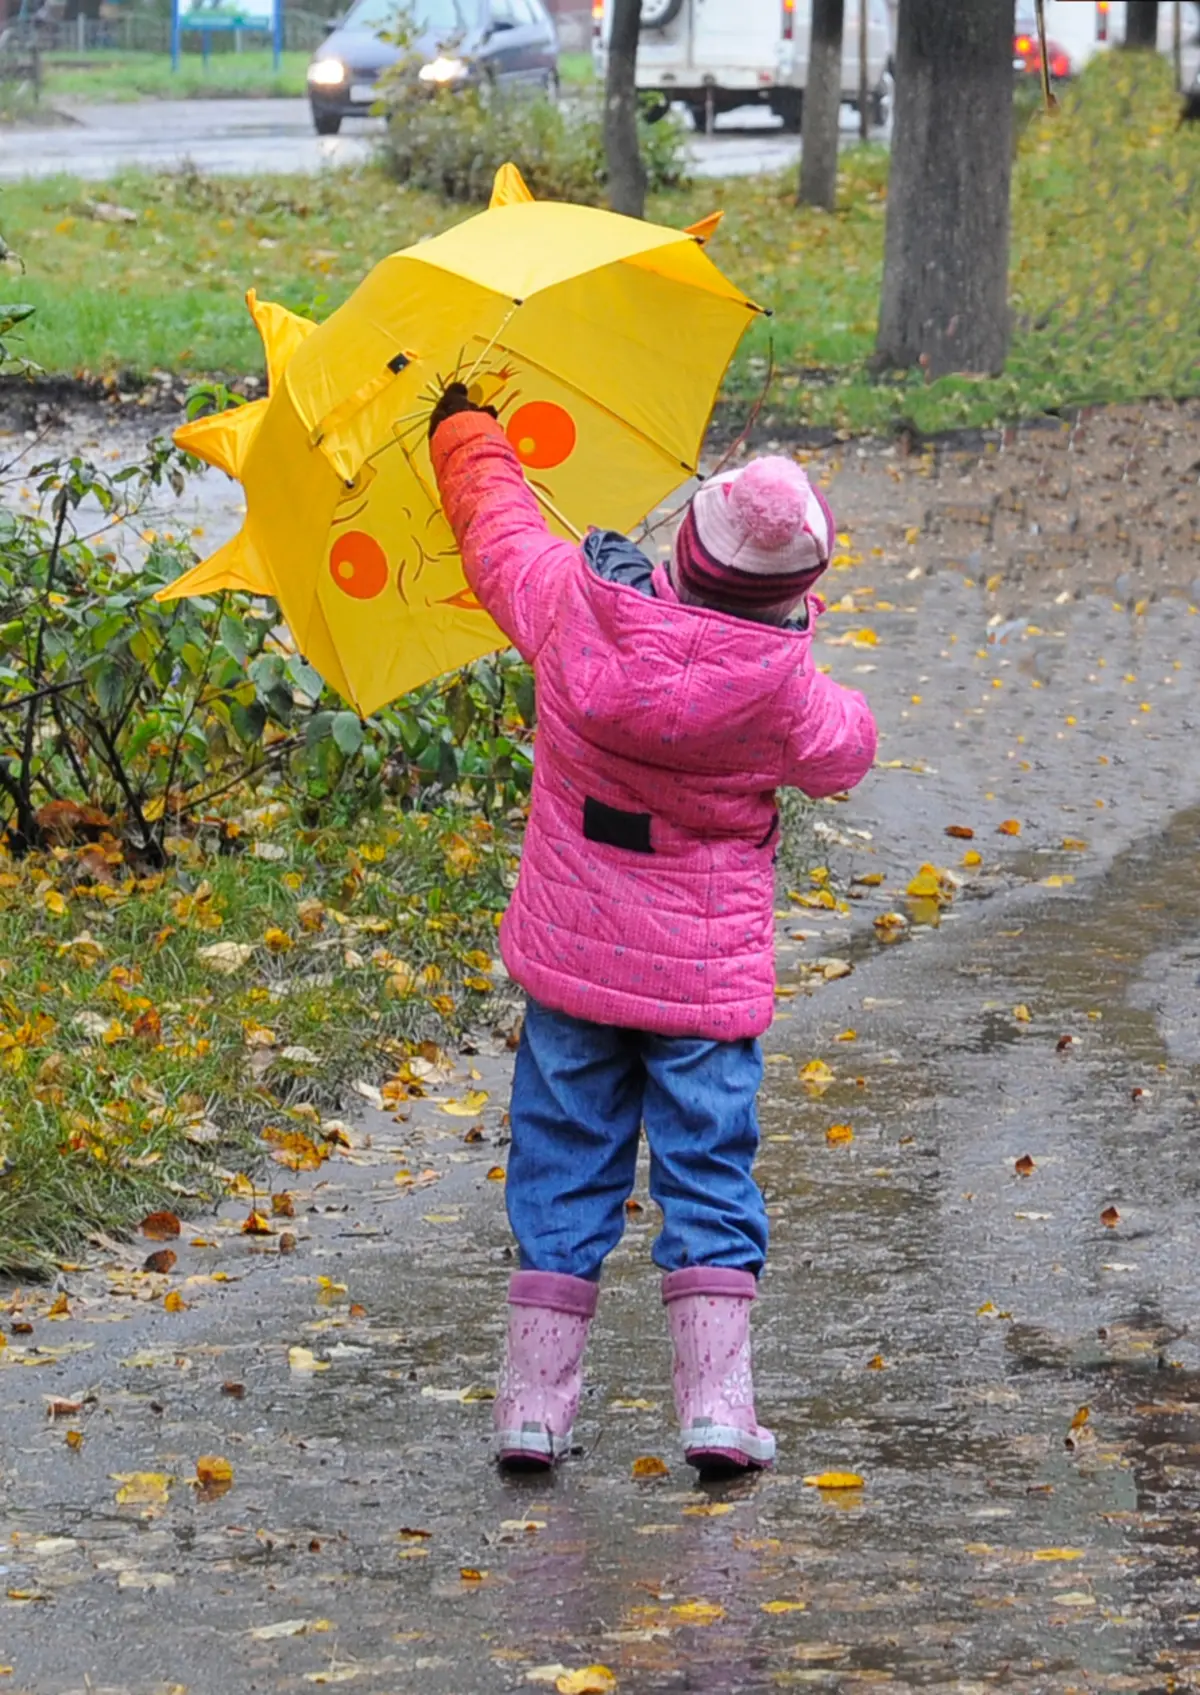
left=2, top=424, right=1200, bottom=1691
left=0, top=97, right=815, bottom=184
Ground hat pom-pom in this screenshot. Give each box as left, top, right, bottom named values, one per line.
left=727, top=458, right=812, bottom=552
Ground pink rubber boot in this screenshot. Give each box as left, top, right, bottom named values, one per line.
left=494, top=1271, right=599, bottom=1469
left=663, top=1266, right=776, bottom=1475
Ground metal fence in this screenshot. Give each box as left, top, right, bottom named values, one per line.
left=0, top=6, right=330, bottom=55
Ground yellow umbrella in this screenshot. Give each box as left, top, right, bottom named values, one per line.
left=158, top=165, right=762, bottom=719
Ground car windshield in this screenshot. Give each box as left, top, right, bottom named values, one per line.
left=342, top=0, right=468, bottom=33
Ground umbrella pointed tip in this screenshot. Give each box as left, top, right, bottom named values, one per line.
left=489, top=163, right=535, bottom=210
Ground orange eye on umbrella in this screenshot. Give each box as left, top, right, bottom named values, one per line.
left=506, top=401, right=577, bottom=470
left=329, top=531, right=388, bottom=600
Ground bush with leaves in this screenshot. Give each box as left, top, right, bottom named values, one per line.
left=378, top=75, right=689, bottom=205
left=0, top=230, right=36, bottom=379
left=0, top=439, right=535, bottom=858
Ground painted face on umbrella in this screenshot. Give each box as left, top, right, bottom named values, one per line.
left=326, top=457, right=484, bottom=613
left=323, top=366, right=580, bottom=611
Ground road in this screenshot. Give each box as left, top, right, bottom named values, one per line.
left=0, top=95, right=863, bottom=183
left=2, top=399, right=1199, bottom=1693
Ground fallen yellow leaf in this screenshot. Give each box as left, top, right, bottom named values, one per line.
left=681, top=1502, right=735, bottom=1517
left=439, top=1090, right=489, bottom=1117
left=669, top=1601, right=725, bottom=1623
left=631, top=1455, right=669, bottom=1479
left=288, top=1346, right=330, bottom=1374
left=1032, top=1548, right=1085, bottom=1562
left=997, top=819, right=1022, bottom=837
left=825, top=1124, right=854, bottom=1146
left=113, top=1471, right=172, bottom=1508
left=556, top=1669, right=617, bottom=1695
left=760, top=1600, right=807, bottom=1614
left=195, top=1454, right=234, bottom=1496
left=804, top=1471, right=865, bottom=1490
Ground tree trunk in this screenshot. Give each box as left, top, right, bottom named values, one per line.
left=1122, top=2, right=1159, bottom=47
left=799, top=0, right=846, bottom=209
left=605, top=0, right=647, bottom=219
left=874, top=0, right=1015, bottom=380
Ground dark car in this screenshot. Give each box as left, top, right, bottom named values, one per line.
left=307, top=0, right=559, bottom=135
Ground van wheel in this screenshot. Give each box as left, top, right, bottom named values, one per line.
left=771, top=90, right=803, bottom=133
left=639, top=0, right=683, bottom=29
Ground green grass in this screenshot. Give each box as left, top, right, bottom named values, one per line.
left=38, top=47, right=311, bottom=102
left=0, top=803, right=512, bottom=1273
left=2, top=52, right=1197, bottom=435
left=558, top=50, right=594, bottom=86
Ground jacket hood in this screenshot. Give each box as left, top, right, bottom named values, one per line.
left=550, top=556, right=813, bottom=789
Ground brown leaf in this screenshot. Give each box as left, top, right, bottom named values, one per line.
left=271, top=1191, right=296, bottom=1218
left=944, top=825, right=975, bottom=840
left=348, top=1303, right=367, bottom=1320
left=141, top=1210, right=181, bottom=1241
left=132, top=1008, right=162, bottom=1043
left=1014, top=1154, right=1036, bottom=1176
left=631, top=1454, right=669, bottom=1479
left=221, top=1381, right=246, bottom=1399
left=143, top=1249, right=177, bottom=1275
left=45, top=1397, right=83, bottom=1419
left=279, top=1232, right=297, bottom=1255
left=65, top=1429, right=84, bottom=1450
left=1100, top=1205, right=1121, bottom=1228
left=242, top=1210, right=273, bottom=1236
left=1056, top=1034, right=1076, bottom=1052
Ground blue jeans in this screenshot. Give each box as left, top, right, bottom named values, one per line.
left=505, top=997, right=768, bottom=1281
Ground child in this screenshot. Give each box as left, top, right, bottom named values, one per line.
left=428, top=383, right=877, bottom=1475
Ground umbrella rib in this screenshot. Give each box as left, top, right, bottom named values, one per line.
left=481, top=338, right=698, bottom=475
left=461, top=305, right=520, bottom=391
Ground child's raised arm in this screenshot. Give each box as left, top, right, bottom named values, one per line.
left=781, top=663, right=878, bottom=800
left=430, top=408, right=578, bottom=664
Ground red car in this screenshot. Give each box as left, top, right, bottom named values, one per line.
left=1014, top=13, right=1072, bottom=81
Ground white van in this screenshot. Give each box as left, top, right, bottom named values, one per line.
left=591, top=0, right=893, bottom=133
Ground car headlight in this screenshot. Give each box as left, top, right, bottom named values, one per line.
left=418, top=55, right=470, bottom=84
left=308, top=57, right=348, bottom=87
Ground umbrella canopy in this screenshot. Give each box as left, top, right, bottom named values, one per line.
left=158, top=165, right=762, bottom=719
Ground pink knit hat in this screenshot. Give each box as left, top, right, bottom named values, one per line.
left=673, top=457, right=834, bottom=620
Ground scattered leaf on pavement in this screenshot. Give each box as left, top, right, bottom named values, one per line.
left=141, top=1211, right=181, bottom=1241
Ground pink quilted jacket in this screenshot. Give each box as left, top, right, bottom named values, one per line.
left=431, top=414, right=877, bottom=1040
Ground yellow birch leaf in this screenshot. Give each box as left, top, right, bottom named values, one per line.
left=288, top=1346, right=330, bottom=1373
left=113, top=1471, right=172, bottom=1507
left=1032, top=1548, right=1085, bottom=1562
left=761, top=1600, right=807, bottom=1614
left=804, top=1471, right=865, bottom=1490
left=669, top=1601, right=725, bottom=1623
left=439, top=1090, right=490, bottom=1117
left=555, top=1669, right=617, bottom=1695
